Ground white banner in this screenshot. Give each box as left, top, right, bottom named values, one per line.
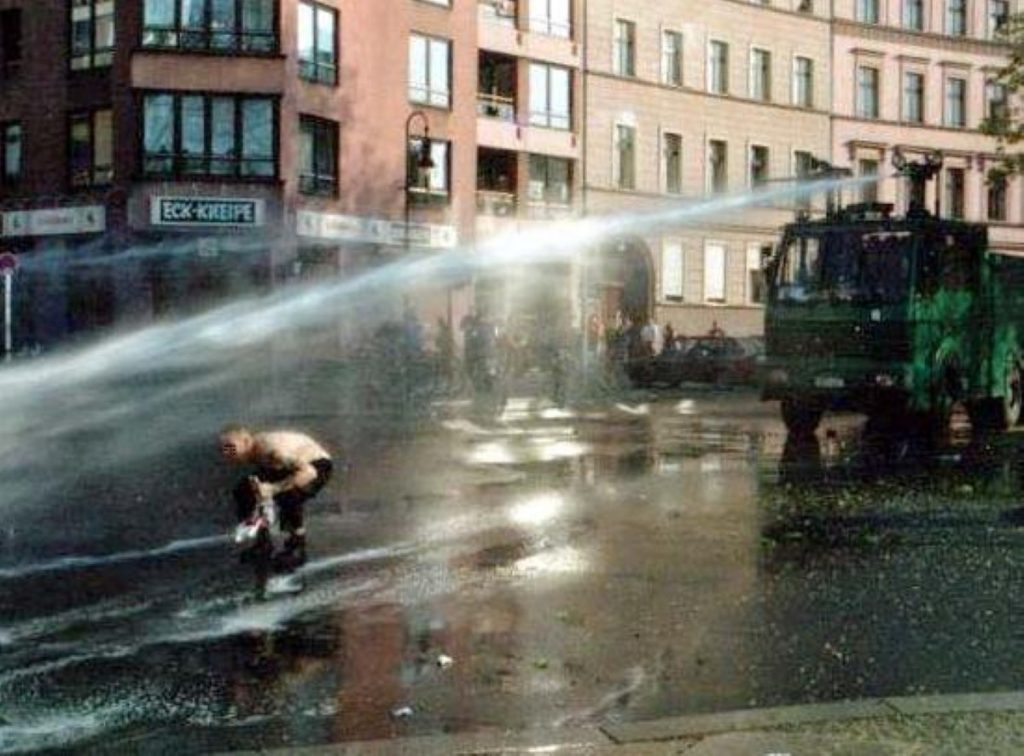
left=151, top=196, right=265, bottom=227
left=3, top=206, right=106, bottom=237
left=297, top=210, right=457, bottom=249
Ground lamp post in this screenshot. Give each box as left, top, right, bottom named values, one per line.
left=404, top=110, right=435, bottom=253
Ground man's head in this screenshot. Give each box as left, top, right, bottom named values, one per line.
left=219, top=425, right=254, bottom=463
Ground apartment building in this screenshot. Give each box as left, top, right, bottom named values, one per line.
left=833, top=0, right=1023, bottom=253
left=583, top=0, right=832, bottom=337
left=0, top=0, right=481, bottom=348
left=473, top=0, right=584, bottom=334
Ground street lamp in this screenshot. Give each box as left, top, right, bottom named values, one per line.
left=404, top=109, right=435, bottom=251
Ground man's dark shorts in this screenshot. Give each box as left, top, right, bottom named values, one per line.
left=234, top=458, right=333, bottom=532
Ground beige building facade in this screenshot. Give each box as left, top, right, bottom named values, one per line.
left=582, top=0, right=832, bottom=337
left=832, top=0, right=1024, bottom=254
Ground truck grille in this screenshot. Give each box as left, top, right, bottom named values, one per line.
left=767, top=321, right=910, bottom=361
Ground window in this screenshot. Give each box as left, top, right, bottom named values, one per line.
left=945, top=167, right=965, bottom=218
left=989, top=0, right=1009, bottom=37
left=298, top=1, right=337, bottom=84
left=709, top=139, right=727, bottom=193
left=858, top=158, right=879, bottom=203
left=529, top=63, right=571, bottom=129
left=704, top=243, right=727, bottom=303
left=945, top=77, right=966, bottom=127
left=903, top=72, right=924, bottom=123
left=71, top=1, right=114, bottom=70
left=662, top=31, right=682, bottom=86
left=746, top=244, right=769, bottom=305
left=750, top=49, right=771, bottom=102
left=614, top=20, right=636, bottom=77
left=409, top=34, right=451, bottom=108
left=856, top=66, right=879, bottom=118
left=749, top=145, right=769, bottom=187
left=1, top=123, right=21, bottom=184
left=528, top=155, right=572, bottom=205
left=794, top=150, right=814, bottom=209
left=0, top=9, right=21, bottom=71
left=530, top=0, right=571, bottom=38
left=903, top=0, right=924, bottom=29
left=793, top=57, right=813, bottom=108
left=142, top=0, right=277, bottom=52
left=407, top=137, right=450, bottom=197
left=708, top=41, right=729, bottom=94
left=947, top=0, right=966, bottom=35
left=987, top=81, right=1008, bottom=121
left=856, top=0, right=879, bottom=23
left=988, top=175, right=1007, bottom=221
left=299, top=115, right=337, bottom=195
left=664, top=132, right=682, bottom=194
left=69, top=110, right=113, bottom=187
left=142, top=92, right=276, bottom=178
left=662, top=240, right=684, bottom=301
left=615, top=124, right=636, bottom=190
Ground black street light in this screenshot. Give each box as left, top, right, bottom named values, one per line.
left=404, top=110, right=435, bottom=251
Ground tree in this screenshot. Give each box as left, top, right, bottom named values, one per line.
left=980, top=17, right=1024, bottom=181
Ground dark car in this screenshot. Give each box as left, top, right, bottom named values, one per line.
left=627, top=336, right=763, bottom=387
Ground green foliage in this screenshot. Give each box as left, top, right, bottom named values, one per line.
left=980, top=16, right=1024, bottom=181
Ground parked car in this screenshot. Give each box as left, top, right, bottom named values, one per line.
left=627, top=336, right=763, bottom=387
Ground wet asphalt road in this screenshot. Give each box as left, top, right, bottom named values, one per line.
left=2, top=383, right=1024, bottom=753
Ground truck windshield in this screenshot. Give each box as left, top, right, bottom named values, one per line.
left=776, top=230, right=913, bottom=304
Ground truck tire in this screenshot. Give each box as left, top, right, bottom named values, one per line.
left=781, top=398, right=823, bottom=436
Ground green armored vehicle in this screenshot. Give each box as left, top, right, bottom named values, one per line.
left=762, top=152, right=1024, bottom=437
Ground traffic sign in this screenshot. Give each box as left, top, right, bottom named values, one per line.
left=0, top=252, right=17, bottom=273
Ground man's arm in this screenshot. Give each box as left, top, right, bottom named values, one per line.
left=254, top=459, right=318, bottom=499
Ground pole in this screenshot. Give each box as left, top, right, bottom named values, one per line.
left=3, top=271, right=11, bottom=362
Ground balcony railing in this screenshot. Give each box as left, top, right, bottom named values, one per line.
left=477, top=92, right=516, bottom=121
left=477, top=190, right=517, bottom=217
left=479, top=0, right=517, bottom=26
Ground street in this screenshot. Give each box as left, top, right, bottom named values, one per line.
left=2, top=380, right=1024, bottom=753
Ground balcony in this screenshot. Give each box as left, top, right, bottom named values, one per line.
left=477, top=92, right=516, bottom=121
left=479, top=0, right=517, bottom=27
left=477, top=190, right=517, bottom=216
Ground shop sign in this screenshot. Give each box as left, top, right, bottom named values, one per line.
left=3, top=206, right=106, bottom=237
left=151, top=197, right=265, bottom=227
left=297, top=210, right=457, bottom=249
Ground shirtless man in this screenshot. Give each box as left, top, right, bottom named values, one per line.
left=219, top=425, right=333, bottom=573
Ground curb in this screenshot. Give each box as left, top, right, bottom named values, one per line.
left=256, top=689, right=1024, bottom=754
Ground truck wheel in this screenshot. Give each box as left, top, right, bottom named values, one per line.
left=781, top=398, right=823, bottom=436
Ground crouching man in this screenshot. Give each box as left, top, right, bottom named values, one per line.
left=219, top=425, right=333, bottom=573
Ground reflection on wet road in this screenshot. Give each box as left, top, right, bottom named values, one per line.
left=3, top=389, right=1024, bottom=752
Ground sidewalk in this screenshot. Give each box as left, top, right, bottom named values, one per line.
left=262, top=691, right=1024, bottom=755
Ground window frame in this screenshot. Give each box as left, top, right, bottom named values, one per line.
left=408, top=33, right=453, bottom=109
left=793, top=149, right=814, bottom=209
left=140, top=0, right=280, bottom=55
left=529, top=0, right=572, bottom=39
left=70, top=0, right=115, bottom=71
left=746, top=243, right=769, bottom=306
left=708, top=138, right=728, bottom=194
left=139, top=90, right=280, bottom=181
left=528, top=62, right=572, bottom=130
left=903, top=0, right=924, bottom=30
left=527, top=154, right=573, bottom=206
left=707, top=39, right=729, bottom=95
left=298, top=0, right=339, bottom=85
left=68, top=108, right=114, bottom=189
left=407, top=136, right=451, bottom=200
left=663, top=131, right=683, bottom=194
left=613, top=18, right=636, bottom=77
left=856, top=0, right=880, bottom=23
left=749, top=143, right=770, bottom=188
left=0, top=8, right=22, bottom=72
left=792, top=55, right=814, bottom=108
left=662, top=238, right=684, bottom=302
left=946, top=0, right=967, bottom=36
left=988, top=0, right=1009, bottom=38
left=661, top=29, right=683, bottom=87
left=0, top=121, right=22, bottom=186
left=856, top=64, right=880, bottom=119
left=298, top=114, right=339, bottom=196
left=986, top=80, right=1008, bottom=121
left=944, top=75, right=967, bottom=128
left=703, top=241, right=728, bottom=304
left=944, top=166, right=966, bottom=218
left=902, top=70, right=925, bottom=123
left=614, top=122, right=636, bottom=191
left=987, top=174, right=1008, bottom=221
left=749, top=47, right=772, bottom=102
